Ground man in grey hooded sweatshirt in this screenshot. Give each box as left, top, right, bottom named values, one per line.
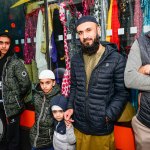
left=124, top=31, right=150, bottom=150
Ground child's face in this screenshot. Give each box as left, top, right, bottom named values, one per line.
left=40, top=79, right=55, bottom=94
left=52, top=110, right=64, bottom=122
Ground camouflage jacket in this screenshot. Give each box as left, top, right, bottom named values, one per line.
left=30, top=84, right=60, bottom=148
left=2, top=54, right=31, bottom=118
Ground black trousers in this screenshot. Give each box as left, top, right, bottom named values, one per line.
left=6, top=115, right=20, bottom=150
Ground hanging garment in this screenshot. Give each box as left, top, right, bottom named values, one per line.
left=35, top=9, right=48, bottom=74
left=134, top=0, right=143, bottom=39
left=106, top=0, right=113, bottom=42
left=110, top=0, right=120, bottom=50
left=53, top=9, right=66, bottom=68
left=101, top=0, right=109, bottom=41
left=82, top=0, right=90, bottom=15
left=59, top=2, right=71, bottom=97
left=24, top=8, right=40, bottom=64
left=66, top=4, right=82, bottom=59
left=48, top=3, right=60, bottom=37
left=51, top=32, right=57, bottom=63
left=25, top=60, right=39, bottom=84
left=93, top=0, right=101, bottom=27
left=92, top=0, right=108, bottom=41
left=141, top=0, right=150, bottom=26
left=118, top=0, right=135, bottom=50
left=59, top=1, right=83, bottom=97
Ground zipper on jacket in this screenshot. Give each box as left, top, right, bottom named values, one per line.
left=85, top=48, right=113, bottom=122
left=42, top=106, right=49, bottom=121
left=15, top=95, right=21, bottom=108
left=34, top=95, right=46, bottom=147
left=49, top=129, right=52, bottom=140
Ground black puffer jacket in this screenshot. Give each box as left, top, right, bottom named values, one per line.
left=68, top=42, right=128, bottom=135
left=30, top=84, right=60, bottom=148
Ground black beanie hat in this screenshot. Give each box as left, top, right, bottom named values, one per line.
left=76, top=15, right=98, bottom=28
left=51, top=95, right=68, bottom=111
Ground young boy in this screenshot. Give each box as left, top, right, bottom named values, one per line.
left=30, top=69, right=60, bottom=150
left=51, top=95, right=76, bottom=150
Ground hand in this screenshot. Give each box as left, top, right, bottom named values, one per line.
left=138, top=65, right=150, bottom=75
left=64, top=109, right=74, bottom=123
left=138, top=92, right=141, bottom=108
left=65, top=120, right=72, bottom=128
left=105, top=116, right=110, bottom=123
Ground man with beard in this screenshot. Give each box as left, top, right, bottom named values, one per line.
left=64, top=15, right=128, bottom=150
left=0, top=32, right=31, bottom=150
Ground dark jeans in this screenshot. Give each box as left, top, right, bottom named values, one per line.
left=32, top=146, right=54, bottom=150
left=6, top=115, right=20, bottom=150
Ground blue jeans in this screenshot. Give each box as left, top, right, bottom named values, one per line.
left=32, top=146, right=54, bottom=150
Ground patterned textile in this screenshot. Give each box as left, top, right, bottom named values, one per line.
left=141, top=0, right=150, bottom=26
left=93, top=0, right=101, bottom=25
left=66, top=4, right=82, bottom=59
left=24, top=8, right=40, bottom=64
left=59, top=2, right=71, bottom=97
left=59, top=2, right=82, bottom=97
left=134, top=0, right=143, bottom=39
left=93, top=0, right=108, bottom=40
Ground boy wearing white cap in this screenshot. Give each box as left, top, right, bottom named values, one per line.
left=30, top=69, right=60, bottom=150
left=51, top=95, right=76, bottom=150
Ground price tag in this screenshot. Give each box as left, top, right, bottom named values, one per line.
left=58, top=35, right=63, bottom=41
left=106, top=29, right=112, bottom=36
left=21, top=39, right=24, bottom=44
left=130, top=27, right=137, bottom=34
left=118, top=28, right=124, bottom=35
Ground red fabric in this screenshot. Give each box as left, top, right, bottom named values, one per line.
left=20, top=110, right=35, bottom=128
left=114, top=125, right=135, bottom=150
left=110, top=0, right=120, bottom=50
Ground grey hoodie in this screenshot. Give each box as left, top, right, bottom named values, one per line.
left=124, top=39, right=150, bottom=91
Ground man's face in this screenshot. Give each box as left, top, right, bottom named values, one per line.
left=77, top=22, right=100, bottom=55
left=40, top=79, right=55, bottom=94
left=0, top=36, right=11, bottom=57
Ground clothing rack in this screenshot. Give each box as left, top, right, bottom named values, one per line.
left=37, top=0, right=57, bottom=5
left=42, top=0, right=82, bottom=69
left=38, top=0, right=82, bottom=69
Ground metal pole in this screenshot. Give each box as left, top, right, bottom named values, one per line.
left=44, top=0, right=51, bottom=69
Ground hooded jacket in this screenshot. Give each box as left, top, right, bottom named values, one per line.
left=0, top=36, right=14, bottom=101
left=2, top=54, right=31, bottom=118
left=68, top=41, right=128, bottom=135
left=53, top=121, right=76, bottom=150
left=51, top=95, right=76, bottom=150
left=30, top=84, right=60, bottom=148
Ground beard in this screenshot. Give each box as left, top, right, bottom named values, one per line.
left=81, top=34, right=100, bottom=56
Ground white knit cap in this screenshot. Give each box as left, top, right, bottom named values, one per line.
left=51, top=105, right=63, bottom=111
left=39, top=70, right=55, bottom=80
